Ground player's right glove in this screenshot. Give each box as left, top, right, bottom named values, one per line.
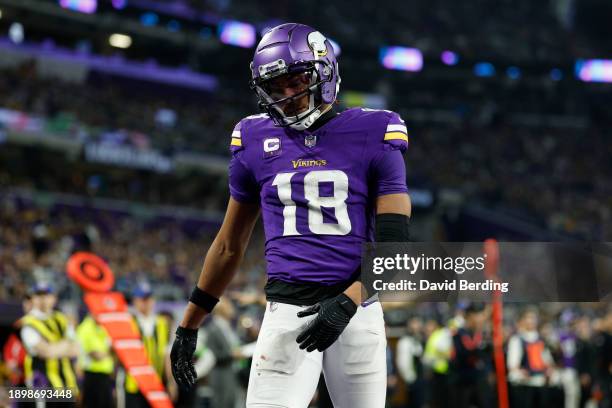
left=170, top=326, right=198, bottom=390
left=296, top=293, right=357, bottom=352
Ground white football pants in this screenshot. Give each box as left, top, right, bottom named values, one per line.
left=246, top=300, right=387, bottom=408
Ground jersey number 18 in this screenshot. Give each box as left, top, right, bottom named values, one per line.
left=272, top=170, right=352, bottom=236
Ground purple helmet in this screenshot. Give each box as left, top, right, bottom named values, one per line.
left=249, top=23, right=341, bottom=131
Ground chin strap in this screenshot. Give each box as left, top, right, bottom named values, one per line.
left=289, top=109, right=322, bottom=131
left=288, top=104, right=332, bottom=131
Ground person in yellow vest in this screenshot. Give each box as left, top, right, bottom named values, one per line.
left=20, top=282, right=79, bottom=406
left=423, top=318, right=452, bottom=408
left=76, top=314, right=114, bottom=408
left=117, top=282, right=169, bottom=408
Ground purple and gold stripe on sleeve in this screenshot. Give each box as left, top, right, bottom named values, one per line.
left=384, top=123, right=408, bottom=142
left=229, top=120, right=244, bottom=152
left=230, top=130, right=242, bottom=147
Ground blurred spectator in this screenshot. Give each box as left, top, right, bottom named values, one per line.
left=205, top=298, right=242, bottom=408
left=117, top=283, right=169, bottom=408
left=575, top=316, right=598, bottom=408
left=20, top=283, right=79, bottom=399
left=423, top=317, right=452, bottom=408
left=449, top=303, right=491, bottom=408
left=76, top=315, right=114, bottom=408
left=507, top=308, right=556, bottom=407
left=559, top=315, right=581, bottom=408
left=396, top=316, right=425, bottom=408
left=2, top=295, right=31, bottom=387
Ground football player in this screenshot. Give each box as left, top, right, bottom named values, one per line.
left=171, top=23, right=411, bottom=407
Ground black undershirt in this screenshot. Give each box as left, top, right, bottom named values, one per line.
left=265, top=278, right=356, bottom=306
left=264, top=106, right=349, bottom=306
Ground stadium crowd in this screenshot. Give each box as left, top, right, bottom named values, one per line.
left=0, top=193, right=266, bottom=303
left=0, top=60, right=251, bottom=155
left=143, top=0, right=588, bottom=62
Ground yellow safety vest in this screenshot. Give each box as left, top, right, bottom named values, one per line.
left=125, top=315, right=169, bottom=394
left=76, top=316, right=114, bottom=374
left=22, top=311, right=78, bottom=390
left=424, top=328, right=450, bottom=374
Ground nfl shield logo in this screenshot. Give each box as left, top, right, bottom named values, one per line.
left=305, top=134, right=317, bottom=148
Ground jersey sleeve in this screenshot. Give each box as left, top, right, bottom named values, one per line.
left=383, top=111, right=409, bottom=152
left=369, top=111, right=409, bottom=197
left=228, top=120, right=260, bottom=203
left=229, top=120, right=244, bottom=153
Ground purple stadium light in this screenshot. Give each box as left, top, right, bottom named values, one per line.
left=59, top=0, right=97, bottom=14
left=441, top=50, right=459, bottom=66
left=550, top=68, right=563, bottom=81
left=111, top=0, right=127, bottom=9
left=575, top=59, right=612, bottom=83
left=218, top=21, right=256, bottom=48
left=380, top=46, right=423, bottom=72
left=0, top=37, right=218, bottom=92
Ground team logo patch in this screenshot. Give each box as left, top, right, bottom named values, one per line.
left=263, top=137, right=281, bottom=157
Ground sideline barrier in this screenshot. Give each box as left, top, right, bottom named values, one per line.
left=484, top=239, right=508, bottom=408
left=67, top=252, right=173, bottom=408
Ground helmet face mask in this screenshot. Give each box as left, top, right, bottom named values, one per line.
left=249, top=24, right=341, bottom=131
left=250, top=61, right=332, bottom=129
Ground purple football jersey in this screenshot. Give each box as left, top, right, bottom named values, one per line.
left=229, top=107, right=408, bottom=284
left=559, top=331, right=577, bottom=368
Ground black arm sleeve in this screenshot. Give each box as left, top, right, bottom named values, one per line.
left=356, top=214, right=411, bottom=294
left=375, top=213, right=410, bottom=242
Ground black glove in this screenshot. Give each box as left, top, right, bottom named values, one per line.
left=296, top=293, right=357, bottom=352
left=170, top=326, right=198, bottom=390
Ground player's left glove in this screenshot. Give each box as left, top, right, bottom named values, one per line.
left=170, top=326, right=198, bottom=390
left=296, top=293, right=357, bottom=352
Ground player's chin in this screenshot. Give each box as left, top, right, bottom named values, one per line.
left=284, top=107, right=308, bottom=117
left=282, top=101, right=309, bottom=117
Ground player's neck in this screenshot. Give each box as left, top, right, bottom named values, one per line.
left=308, top=106, right=337, bottom=132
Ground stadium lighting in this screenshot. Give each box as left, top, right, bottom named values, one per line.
left=441, top=50, right=459, bottom=65
left=474, top=62, right=495, bottom=77
left=200, top=27, right=212, bottom=39
left=167, top=20, right=181, bottom=32
left=380, top=46, right=423, bottom=72
left=218, top=20, right=256, bottom=48
left=111, top=0, right=126, bottom=9
left=59, top=0, right=97, bottom=14
left=550, top=68, right=563, bottom=81
left=109, top=33, right=132, bottom=49
left=140, top=12, right=159, bottom=27
left=9, top=22, right=24, bottom=44
left=506, top=66, right=521, bottom=79
left=575, top=59, right=612, bottom=83
left=0, top=9, right=3, bottom=20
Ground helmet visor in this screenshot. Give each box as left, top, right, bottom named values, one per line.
left=260, top=71, right=313, bottom=116
left=250, top=59, right=332, bottom=128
